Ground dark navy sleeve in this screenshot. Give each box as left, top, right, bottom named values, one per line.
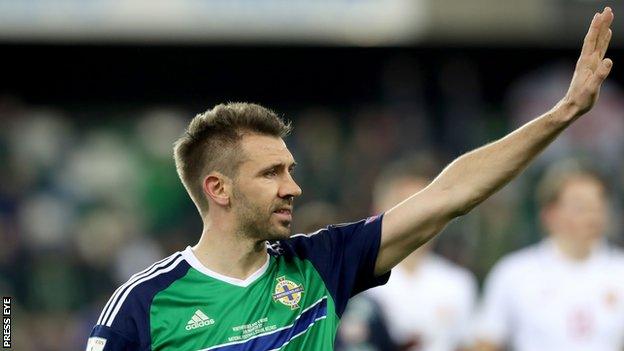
left=282, top=214, right=390, bottom=317
left=85, top=253, right=190, bottom=351
left=86, top=291, right=147, bottom=351
left=87, top=325, right=138, bottom=351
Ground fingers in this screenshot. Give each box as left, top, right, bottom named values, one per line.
left=581, top=12, right=602, bottom=58
left=598, top=29, right=612, bottom=59
left=589, top=58, right=613, bottom=91
left=597, top=8, right=614, bottom=59
left=580, top=8, right=614, bottom=61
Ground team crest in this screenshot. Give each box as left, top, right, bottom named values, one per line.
left=272, top=276, right=304, bottom=310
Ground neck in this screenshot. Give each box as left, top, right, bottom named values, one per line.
left=551, top=236, right=595, bottom=261
left=192, top=216, right=269, bottom=280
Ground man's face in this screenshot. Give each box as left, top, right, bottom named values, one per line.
left=230, top=134, right=302, bottom=241
left=546, top=177, right=608, bottom=248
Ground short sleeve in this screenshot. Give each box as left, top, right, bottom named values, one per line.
left=86, top=291, right=146, bottom=351
left=474, top=260, right=513, bottom=345
left=87, top=325, right=138, bottom=351
left=85, top=252, right=189, bottom=351
left=282, top=214, right=390, bottom=317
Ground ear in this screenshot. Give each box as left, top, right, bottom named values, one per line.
left=203, top=172, right=231, bottom=207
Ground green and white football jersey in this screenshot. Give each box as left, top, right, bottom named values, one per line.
left=86, top=215, right=389, bottom=351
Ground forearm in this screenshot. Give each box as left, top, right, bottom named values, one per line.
left=375, top=8, right=613, bottom=276
left=431, top=99, right=579, bottom=218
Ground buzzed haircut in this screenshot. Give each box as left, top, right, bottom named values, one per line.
left=536, top=159, right=609, bottom=209
left=174, top=102, right=291, bottom=213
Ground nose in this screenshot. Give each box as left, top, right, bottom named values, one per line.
left=279, top=173, right=302, bottom=199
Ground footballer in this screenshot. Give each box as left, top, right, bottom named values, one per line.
left=86, top=7, right=614, bottom=351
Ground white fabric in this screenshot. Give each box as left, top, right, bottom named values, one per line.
left=475, top=239, right=624, bottom=351
left=368, top=254, right=477, bottom=351
left=182, top=246, right=270, bottom=287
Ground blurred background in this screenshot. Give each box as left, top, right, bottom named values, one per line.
left=1, top=1, right=624, bottom=350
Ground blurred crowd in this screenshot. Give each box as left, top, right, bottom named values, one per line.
left=2, top=58, right=624, bottom=351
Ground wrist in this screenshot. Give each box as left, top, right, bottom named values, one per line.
left=552, top=97, right=583, bottom=124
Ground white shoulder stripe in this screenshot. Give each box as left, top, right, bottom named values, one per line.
left=96, top=252, right=181, bottom=325
left=290, top=227, right=324, bottom=238
left=97, top=253, right=180, bottom=325
left=105, top=255, right=185, bottom=327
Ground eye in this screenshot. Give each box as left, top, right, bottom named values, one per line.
left=264, top=169, right=278, bottom=177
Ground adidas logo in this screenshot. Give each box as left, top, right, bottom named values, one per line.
left=185, top=310, right=215, bottom=330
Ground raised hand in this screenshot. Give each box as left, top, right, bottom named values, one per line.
left=564, top=7, right=614, bottom=116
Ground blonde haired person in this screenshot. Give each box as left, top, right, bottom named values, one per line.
left=475, top=160, right=624, bottom=351
left=367, top=155, right=477, bottom=351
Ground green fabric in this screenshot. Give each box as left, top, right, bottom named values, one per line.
left=150, top=256, right=338, bottom=350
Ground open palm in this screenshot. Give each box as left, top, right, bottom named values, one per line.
left=565, top=7, right=614, bottom=116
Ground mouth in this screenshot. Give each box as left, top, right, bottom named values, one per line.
left=273, top=208, right=293, bottom=221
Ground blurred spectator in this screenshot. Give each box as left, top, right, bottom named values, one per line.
left=340, top=106, right=405, bottom=218
left=474, top=159, right=624, bottom=351
left=336, top=295, right=397, bottom=351
left=292, top=200, right=342, bottom=234
left=56, top=130, right=141, bottom=208
left=339, top=154, right=478, bottom=351
left=6, top=108, right=74, bottom=193
left=134, top=108, right=193, bottom=234
left=291, top=108, right=345, bottom=205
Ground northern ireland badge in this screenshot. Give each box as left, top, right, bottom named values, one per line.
left=272, top=276, right=305, bottom=310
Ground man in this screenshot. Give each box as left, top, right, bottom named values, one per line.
left=365, top=156, right=477, bottom=351
left=474, top=160, right=624, bottom=351
left=86, top=7, right=614, bottom=351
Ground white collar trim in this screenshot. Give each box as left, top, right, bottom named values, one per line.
left=182, top=246, right=270, bottom=287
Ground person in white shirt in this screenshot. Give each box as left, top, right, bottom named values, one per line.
left=367, top=155, right=478, bottom=351
left=475, top=160, right=624, bottom=351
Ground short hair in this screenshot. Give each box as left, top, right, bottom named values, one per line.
left=372, top=152, right=441, bottom=208
left=173, top=102, right=291, bottom=213
left=535, top=159, right=608, bottom=209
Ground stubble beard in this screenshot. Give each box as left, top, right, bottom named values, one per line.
left=232, top=188, right=291, bottom=242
